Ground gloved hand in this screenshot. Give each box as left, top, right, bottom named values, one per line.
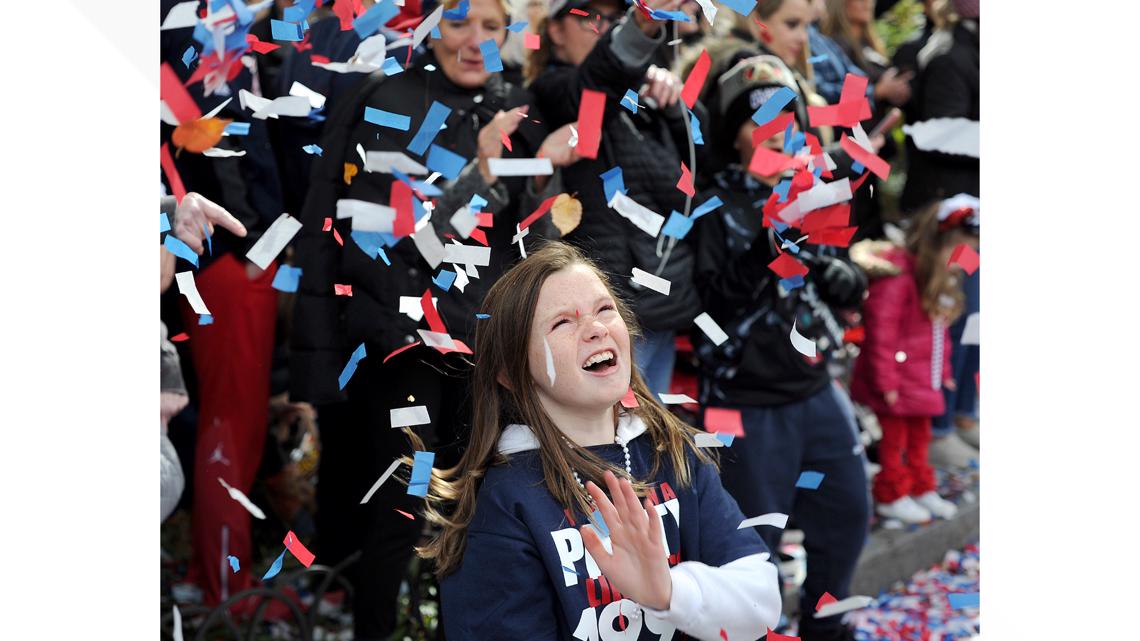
left=812, top=255, right=867, bottom=308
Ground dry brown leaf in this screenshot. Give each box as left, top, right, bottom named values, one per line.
left=344, top=162, right=359, bottom=185
left=171, top=117, right=230, bottom=154
left=551, top=193, right=582, bottom=236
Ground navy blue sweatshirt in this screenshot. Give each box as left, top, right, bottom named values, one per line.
left=439, top=414, right=781, bottom=640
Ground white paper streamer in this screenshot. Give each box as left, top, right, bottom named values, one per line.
left=487, top=157, right=554, bottom=176
left=245, top=213, right=302, bottom=270
left=658, top=393, right=697, bottom=405
left=790, top=319, right=817, bottom=357
left=217, top=477, right=266, bottom=520
left=738, top=512, right=789, bottom=530
left=175, top=272, right=211, bottom=316
left=631, top=268, right=671, bottom=295
left=390, top=405, right=431, bottom=428
left=903, top=117, right=980, bottom=157
left=360, top=459, right=404, bottom=504
left=694, top=312, right=729, bottom=346
left=609, top=192, right=665, bottom=237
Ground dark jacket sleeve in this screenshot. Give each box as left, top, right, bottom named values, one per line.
left=691, top=193, right=778, bottom=319
left=916, top=54, right=979, bottom=169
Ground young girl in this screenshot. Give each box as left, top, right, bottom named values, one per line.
left=412, top=242, right=781, bottom=640
left=849, top=195, right=980, bottom=524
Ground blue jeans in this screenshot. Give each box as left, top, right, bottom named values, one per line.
left=633, top=329, right=676, bottom=397
left=933, top=267, right=980, bottom=437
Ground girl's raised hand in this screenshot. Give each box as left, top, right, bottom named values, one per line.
left=580, top=470, right=673, bottom=611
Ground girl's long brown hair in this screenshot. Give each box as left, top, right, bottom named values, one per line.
left=409, top=242, right=714, bottom=577
left=905, top=201, right=977, bottom=323
left=820, top=0, right=887, bottom=69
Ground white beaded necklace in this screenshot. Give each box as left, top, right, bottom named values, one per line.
left=564, top=433, right=633, bottom=504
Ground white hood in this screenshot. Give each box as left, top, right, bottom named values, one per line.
left=497, top=413, right=649, bottom=455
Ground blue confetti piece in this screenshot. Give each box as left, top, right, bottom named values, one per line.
left=338, top=343, right=367, bottom=390
left=851, top=161, right=865, bottom=174
left=303, top=144, right=323, bottom=156
left=224, top=122, right=250, bottom=136
left=382, top=56, right=404, bottom=76
left=433, top=269, right=457, bottom=291
left=620, top=89, right=639, bottom=114
left=788, top=131, right=805, bottom=154
left=948, top=592, right=979, bottom=609
left=779, top=275, right=805, bottom=291
left=163, top=235, right=199, bottom=268
left=407, top=101, right=452, bottom=156
left=795, top=470, right=825, bottom=490
left=751, top=86, right=797, bottom=127
left=590, top=509, right=610, bottom=538
left=199, top=314, right=214, bottom=325
left=431, top=25, right=441, bottom=39
left=351, top=231, right=385, bottom=260
left=475, top=313, right=491, bottom=319
left=599, top=166, right=627, bottom=203
left=650, top=8, right=690, bottom=21
left=202, top=223, right=212, bottom=255
left=182, top=46, right=197, bottom=68
left=426, top=144, right=467, bottom=180
left=160, top=213, right=171, bottom=234
left=812, top=165, right=823, bottom=180
left=782, top=120, right=795, bottom=153
left=270, top=19, right=304, bottom=41
left=262, top=549, right=286, bottom=580
left=507, top=20, right=529, bottom=32
left=771, top=219, right=789, bottom=233
left=720, top=0, right=758, bottom=16
left=479, top=39, right=503, bottom=72
left=662, top=211, right=694, bottom=240
left=377, top=246, right=391, bottom=266
left=364, top=107, right=411, bottom=131
left=808, top=54, right=828, bottom=64
left=467, top=193, right=488, bottom=212
left=562, top=564, right=581, bottom=576
left=408, top=451, right=435, bottom=497
left=689, top=108, right=704, bottom=145
left=227, top=555, right=240, bottom=573
left=283, top=3, right=311, bottom=22
left=714, top=432, right=735, bottom=447
left=774, top=178, right=792, bottom=202
left=272, top=265, right=303, bottom=292
left=442, top=0, right=469, bottom=19
left=691, top=195, right=723, bottom=220
left=354, top=0, right=398, bottom=38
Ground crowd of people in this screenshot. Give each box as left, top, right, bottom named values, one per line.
left=160, top=0, right=980, bottom=639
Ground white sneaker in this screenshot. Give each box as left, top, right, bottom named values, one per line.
left=915, top=491, right=959, bottom=519
left=876, top=496, right=932, bottom=524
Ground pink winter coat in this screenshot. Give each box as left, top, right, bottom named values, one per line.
left=850, top=246, right=952, bottom=418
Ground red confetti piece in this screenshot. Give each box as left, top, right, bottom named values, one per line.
left=245, top=34, right=281, bottom=54
left=283, top=530, right=316, bottom=567
left=681, top=48, right=710, bottom=109
left=395, top=509, right=415, bottom=520
left=170, top=332, right=190, bottom=342
left=569, top=7, right=590, bottom=15
left=160, top=62, right=202, bottom=124
left=499, top=128, right=512, bottom=152
left=392, top=180, right=415, bottom=238
left=751, top=112, right=795, bottom=147
left=334, top=284, right=353, bottom=296
left=476, top=212, right=494, bottom=228
left=839, top=133, right=891, bottom=180
left=160, top=143, right=187, bottom=203
left=524, top=32, right=540, bottom=50
left=749, top=146, right=798, bottom=178
left=720, top=629, right=728, bottom=641
left=421, top=290, right=447, bottom=334
left=332, top=228, right=344, bottom=246
left=816, top=591, right=838, bottom=611
left=520, top=194, right=557, bottom=230
left=383, top=341, right=422, bottom=364
left=948, top=244, right=980, bottom=275
left=575, top=89, right=606, bottom=160
left=800, top=203, right=850, bottom=234
left=704, top=407, right=744, bottom=437
left=333, top=0, right=356, bottom=31
left=322, top=217, right=333, bottom=231
left=843, top=326, right=865, bottom=344
left=310, top=54, right=330, bottom=64
left=766, top=630, right=801, bottom=641
left=469, top=228, right=489, bottom=246
left=768, top=252, right=809, bottom=279
left=620, top=387, right=639, bottom=408
left=676, top=161, right=695, bottom=198
left=810, top=226, right=858, bottom=247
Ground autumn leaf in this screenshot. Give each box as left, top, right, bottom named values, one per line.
left=551, top=193, right=582, bottom=236
left=172, top=117, right=231, bottom=154
left=344, top=162, right=359, bottom=185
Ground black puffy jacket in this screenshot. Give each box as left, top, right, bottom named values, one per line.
left=290, top=50, right=555, bottom=404
left=528, top=18, right=706, bottom=332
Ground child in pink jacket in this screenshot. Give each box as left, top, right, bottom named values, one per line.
left=850, top=195, right=980, bottom=524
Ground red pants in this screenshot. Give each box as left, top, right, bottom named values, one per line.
left=180, top=253, right=278, bottom=606
left=872, top=415, right=935, bottom=503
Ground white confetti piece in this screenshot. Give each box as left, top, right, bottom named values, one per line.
left=217, top=477, right=266, bottom=520
left=694, top=312, right=729, bottom=346
left=814, top=595, right=875, bottom=618
left=413, top=4, right=444, bottom=49
left=360, top=459, right=404, bottom=504
left=738, top=512, right=789, bottom=530
left=694, top=0, right=718, bottom=24
left=903, top=117, right=979, bottom=157
left=609, top=192, right=665, bottom=237
left=245, top=213, right=302, bottom=270
left=487, top=157, right=554, bottom=176
left=399, top=296, right=437, bottom=322
left=161, top=1, right=200, bottom=30
left=365, top=151, right=429, bottom=174
left=202, top=147, right=247, bottom=157
left=961, top=312, right=979, bottom=345
left=172, top=604, right=184, bottom=641
left=694, top=433, right=726, bottom=447
left=175, top=272, right=211, bottom=316
left=288, top=81, right=327, bottom=110
left=336, top=198, right=395, bottom=232
left=390, top=405, right=431, bottom=428
left=418, top=329, right=457, bottom=350
left=631, top=267, right=671, bottom=295
left=796, top=177, right=852, bottom=215
left=412, top=220, right=446, bottom=269
left=544, top=338, right=556, bottom=387
left=450, top=206, right=479, bottom=238
left=442, top=243, right=492, bottom=266
left=658, top=393, right=697, bottom=404
left=790, top=319, right=817, bottom=357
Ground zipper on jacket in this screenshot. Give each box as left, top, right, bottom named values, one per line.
left=931, top=317, right=944, bottom=390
